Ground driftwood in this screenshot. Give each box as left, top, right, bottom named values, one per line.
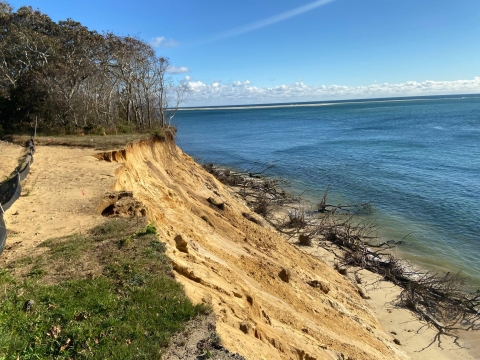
left=317, top=187, right=372, bottom=214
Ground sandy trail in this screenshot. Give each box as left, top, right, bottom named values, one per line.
left=1, top=144, right=118, bottom=264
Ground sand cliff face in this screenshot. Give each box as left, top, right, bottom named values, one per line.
left=98, top=137, right=407, bottom=360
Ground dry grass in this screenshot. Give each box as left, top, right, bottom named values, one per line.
left=4, top=134, right=150, bottom=150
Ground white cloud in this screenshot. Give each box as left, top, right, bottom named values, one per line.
left=232, top=80, right=250, bottom=87
left=185, top=75, right=192, bottom=81
left=188, top=81, right=208, bottom=92
left=150, top=36, right=179, bottom=48
left=167, top=66, right=189, bottom=74
left=183, top=77, right=480, bottom=106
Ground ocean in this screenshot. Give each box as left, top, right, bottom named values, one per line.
left=172, top=95, right=480, bottom=287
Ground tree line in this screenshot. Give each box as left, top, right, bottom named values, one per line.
left=0, top=1, right=186, bottom=135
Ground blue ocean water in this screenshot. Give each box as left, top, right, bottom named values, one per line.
left=172, top=95, right=480, bottom=286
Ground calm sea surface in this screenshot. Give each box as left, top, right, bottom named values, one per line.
left=173, top=95, right=480, bottom=286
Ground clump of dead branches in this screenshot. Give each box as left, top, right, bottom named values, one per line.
left=398, top=272, right=480, bottom=342
left=204, top=162, right=297, bottom=219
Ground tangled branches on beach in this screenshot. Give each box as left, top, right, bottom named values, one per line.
left=314, top=210, right=480, bottom=343
left=203, top=163, right=297, bottom=219
left=400, top=272, right=480, bottom=339
left=205, top=164, right=480, bottom=344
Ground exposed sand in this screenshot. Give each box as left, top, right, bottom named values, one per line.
left=1, top=138, right=478, bottom=359
left=0, top=140, right=24, bottom=180
left=1, top=142, right=119, bottom=263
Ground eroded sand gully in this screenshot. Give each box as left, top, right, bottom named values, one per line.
left=2, top=138, right=477, bottom=360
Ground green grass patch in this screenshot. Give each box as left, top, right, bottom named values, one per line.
left=0, top=218, right=209, bottom=359
left=9, top=256, right=35, bottom=267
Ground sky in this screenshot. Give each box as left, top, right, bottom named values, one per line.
left=7, top=0, right=480, bottom=106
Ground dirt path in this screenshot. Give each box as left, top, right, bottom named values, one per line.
left=1, top=145, right=118, bottom=265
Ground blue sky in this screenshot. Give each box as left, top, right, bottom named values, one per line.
left=7, top=0, right=480, bottom=106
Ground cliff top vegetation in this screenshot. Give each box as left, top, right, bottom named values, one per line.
left=0, top=1, right=185, bottom=136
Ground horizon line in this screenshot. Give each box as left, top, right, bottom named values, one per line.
left=178, top=93, right=480, bottom=111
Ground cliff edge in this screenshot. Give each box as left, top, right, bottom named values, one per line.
left=96, top=137, right=406, bottom=360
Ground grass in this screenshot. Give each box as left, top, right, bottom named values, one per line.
left=0, top=218, right=209, bottom=359
left=4, top=134, right=149, bottom=150
left=3, top=127, right=176, bottom=151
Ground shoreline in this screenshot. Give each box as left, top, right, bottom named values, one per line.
left=173, top=94, right=480, bottom=289
left=209, top=163, right=480, bottom=289
left=205, top=163, right=480, bottom=359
